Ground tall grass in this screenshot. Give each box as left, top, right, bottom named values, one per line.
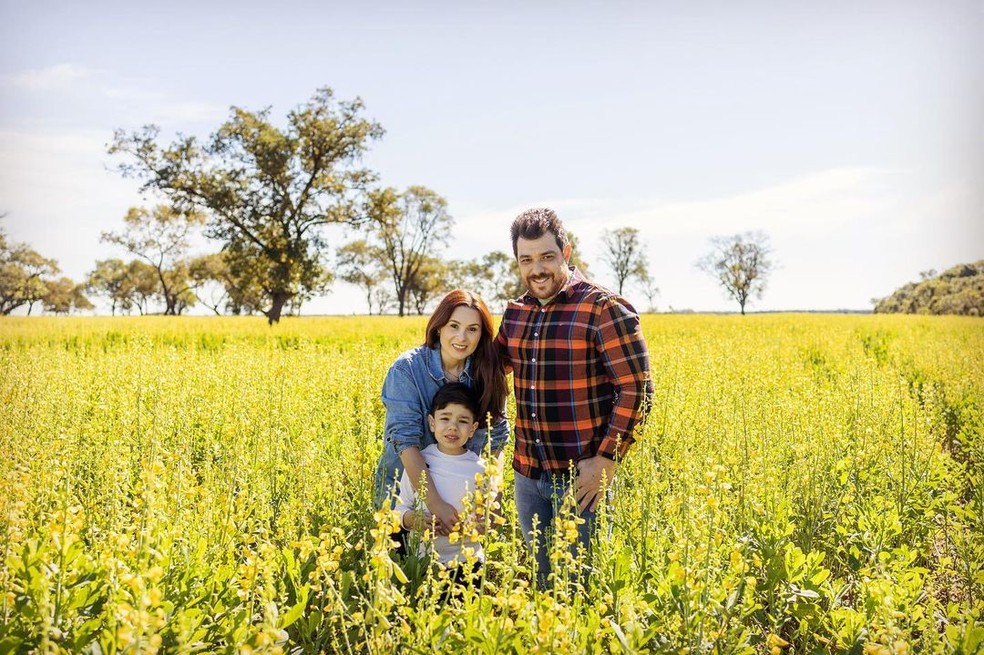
left=1, top=314, right=981, bottom=653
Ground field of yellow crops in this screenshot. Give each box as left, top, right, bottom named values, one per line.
left=1, top=314, right=982, bottom=654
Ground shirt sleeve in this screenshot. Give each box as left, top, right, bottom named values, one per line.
left=495, top=318, right=514, bottom=375
left=487, top=414, right=510, bottom=455
left=593, top=296, right=653, bottom=460
left=393, top=469, right=415, bottom=517
left=381, top=359, right=427, bottom=457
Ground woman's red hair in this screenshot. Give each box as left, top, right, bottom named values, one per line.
left=424, top=289, right=508, bottom=424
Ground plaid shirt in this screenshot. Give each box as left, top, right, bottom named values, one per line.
left=496, top=267, right=653, bottom=478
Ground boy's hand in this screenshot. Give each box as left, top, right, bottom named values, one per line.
left=402, top=509, right=429, bottom=532
left=427, top=498, right=460, bottom=536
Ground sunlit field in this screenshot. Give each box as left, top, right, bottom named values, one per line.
left=1, top=315, right=982, bottom=654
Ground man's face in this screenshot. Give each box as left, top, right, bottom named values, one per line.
left=516, top=234, right=572, bottom=301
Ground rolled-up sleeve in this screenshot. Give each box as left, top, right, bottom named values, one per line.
left=381, top=361, right=427, bottom=456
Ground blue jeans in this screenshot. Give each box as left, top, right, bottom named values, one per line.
left=514, top=469, right=598, bottom=588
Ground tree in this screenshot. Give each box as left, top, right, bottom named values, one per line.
left=336, top=239, right=387, bottom=314
left=101, top=205, right=205, bottom=315
left=126, top=260, right=161, bottom=315
left=110, top=86, right=385, bottom=324
left=408, top=255, right=451, bottom=315
left=874, top=260, right=984, bottom=316
left=566, top=230, right=592, bottom=279
left=87, top=258, right=162, bottom=315
left=187, top=253, right=235, bottom=315
left=366, top=186, right=454, bottom=317
left=87, top=259, right=130, bottom=315
left=600, top=226, right=649, bottom=295
left=42, top=277, right=93, bottom=314
left=696, top=231, right=774, bottom=315
left=448, top=250, right=522, bottom=313
left=638, top=269, right=660, bottom=313
left=0, top=223, right=60, bottom=315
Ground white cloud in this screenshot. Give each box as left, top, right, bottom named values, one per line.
left=151, top=101, right=228, bottom=124
left=5, top=63, right=96, bottom=91
left=445, top=167, right=978, bottom=312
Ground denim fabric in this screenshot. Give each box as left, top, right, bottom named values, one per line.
left=514, top=469, right=597, bottom=588
left=373, top=344, right=509, bottom=508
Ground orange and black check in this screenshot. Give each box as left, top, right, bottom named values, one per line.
left=496, top=269, right=653, bottom=479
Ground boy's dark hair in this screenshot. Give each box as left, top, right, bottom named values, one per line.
left=430, top=383, right=480, bottom=421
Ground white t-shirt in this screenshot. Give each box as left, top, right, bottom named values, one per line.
left=394, top=444, right=491, bottom=565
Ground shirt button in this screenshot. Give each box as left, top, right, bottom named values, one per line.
left=531, top=413, right=536, bottom=418
left=541, top=308, right=546, bottom=313
left=531, top=358, right=536, bottom=363
left=530, top=385, right=535, bottom=390
left=535, top=439, right=541, bottom=444
left=534, top=331, right=539, bottom=337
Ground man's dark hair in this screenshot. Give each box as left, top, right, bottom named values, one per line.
left=429, top=382, right=480, bottom=420
left=510, top=207, right=569, bottom=257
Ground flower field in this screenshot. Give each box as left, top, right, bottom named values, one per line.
left=1, top=314, right=982, bottom=654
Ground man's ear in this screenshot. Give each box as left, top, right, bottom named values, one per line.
left=563, top=243, right=572, bottom=263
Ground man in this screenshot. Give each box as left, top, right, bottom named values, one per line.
left=496, top=207, right=653, bottom=586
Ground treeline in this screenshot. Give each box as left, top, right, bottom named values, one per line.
left=874, top=261, right=984, bottom=316
left=0, top=221, right=93, bottom=315
left=5, top=86, right=795, bottom=319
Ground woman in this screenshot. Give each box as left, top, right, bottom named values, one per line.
left=374, top=289, right=510, bottom=536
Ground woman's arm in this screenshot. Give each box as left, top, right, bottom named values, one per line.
left=381, top=359, right=457, bottom=533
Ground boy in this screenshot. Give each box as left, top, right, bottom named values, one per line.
left=394, top=383, right=499, bottom=567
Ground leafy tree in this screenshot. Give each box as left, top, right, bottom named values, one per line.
left=874, top=261, right=984, bottom=316
left=101, top=205, right=205, bottom=315
left=126, top=260, right=161, bottom=315
left=87, top=259, right=131, bottom=315
left=408, top=255, right=451, bottom=315
left=336, top=239, right=387, bottom=315
left=366, top=186, right=454, bottom=317
left=600, top=226, right=649, bottom=295
left=42, top=277, right=93, bottom=314
left=696, top=231, right=774, bottom=315
left=110, top=86, right=385, bottom=324
left=187, top=253, right=232, bottom=315
left=0, top=223, right=60, bottom=315
left=448, top=250, right=522, bottom=313
left=86, top=258, right=161, bottom=315
left=566, top=230, right=592, bottom=280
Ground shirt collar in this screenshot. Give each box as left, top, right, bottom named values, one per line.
left=426, top=344, right=474, bottom=383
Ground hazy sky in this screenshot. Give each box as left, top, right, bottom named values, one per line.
left=2, top=0, right=982, bottom=314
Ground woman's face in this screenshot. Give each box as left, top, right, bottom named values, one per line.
left=438, top=306, right=483, bottom=366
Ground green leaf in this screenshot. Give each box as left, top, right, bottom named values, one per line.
left=280, top=585, right=309, bottom=629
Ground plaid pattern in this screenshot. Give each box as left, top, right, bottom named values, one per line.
left=496, top=268, right=653, bottom=478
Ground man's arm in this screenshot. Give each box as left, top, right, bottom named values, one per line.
left=576, top=296, right=653, bottom=513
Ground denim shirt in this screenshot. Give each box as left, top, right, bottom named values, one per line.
left=374, top=344, right=510, bottom=508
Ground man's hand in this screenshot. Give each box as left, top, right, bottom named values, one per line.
left=426, top=498, right=460, bottom=536
left=575, top=455, right=617, bottom=514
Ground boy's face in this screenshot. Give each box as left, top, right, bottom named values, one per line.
left=428, top=402, right=478, bottom=455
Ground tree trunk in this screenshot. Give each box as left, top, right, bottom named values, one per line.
left=265, top=292, right=291, bottom=325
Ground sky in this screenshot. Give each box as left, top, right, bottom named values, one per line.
left=1, top=0, right=982, bottom=314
